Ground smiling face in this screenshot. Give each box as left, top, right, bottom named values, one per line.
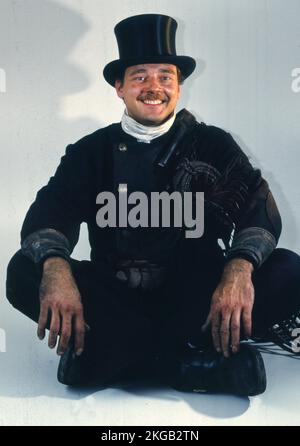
left=115, top=63, right=181, bottom=126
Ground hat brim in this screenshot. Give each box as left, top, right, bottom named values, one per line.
left=103, top=55, right=196, bottom=86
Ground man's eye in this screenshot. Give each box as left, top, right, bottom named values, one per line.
left=134, top=77, right=145, bottom=81
left=161, top=76, right=172, bottom=81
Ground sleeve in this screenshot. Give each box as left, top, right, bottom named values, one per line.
left=218, top=133, right=282, bottom=269
left=21, top=228, right=71, bottom=266
left=20, top=142, right=94, bottom=268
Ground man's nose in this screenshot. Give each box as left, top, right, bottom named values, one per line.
left=143, top=76, right=161, bottom=92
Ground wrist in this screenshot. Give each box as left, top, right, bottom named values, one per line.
left=222, top=258, right=254, bottom=279
left=43, top=256, right=71, bottom=274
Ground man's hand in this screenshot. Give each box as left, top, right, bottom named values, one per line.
left=37, top=257, right=86, bottom=356
left=201, top=258, right=254, bottom=357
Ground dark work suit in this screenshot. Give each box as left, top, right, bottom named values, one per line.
left=6, top=111, right=300, bottom=383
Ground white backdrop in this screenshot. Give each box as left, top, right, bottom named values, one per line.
left=1, top=0, right=300, bottom=264
left=0, top=0, right=300, bottom=425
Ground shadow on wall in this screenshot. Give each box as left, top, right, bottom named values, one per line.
left=0, top=0, right=104, bottom=266
left=175, top=16, right=206, bottom=114
left=230, top=132, right=298, bottom=250
left=0, top=0, right=102, bottom=144
left=0, top=0, right=103, bottom=393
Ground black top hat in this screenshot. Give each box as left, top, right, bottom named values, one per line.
left=103, top=14, right=196, bottom=86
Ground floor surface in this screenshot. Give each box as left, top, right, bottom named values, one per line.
left=1, top=296, right=300, bottom=426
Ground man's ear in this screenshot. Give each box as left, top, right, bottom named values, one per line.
left=115, top=79, right=124, bottom=99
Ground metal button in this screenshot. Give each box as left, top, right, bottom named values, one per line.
left=118, top=183, right=127, bottom=193
left=118, top=143, right=127, bottom=152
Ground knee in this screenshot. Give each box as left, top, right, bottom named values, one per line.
left=269, top=247, right=300, bottom=269
left=262, top=248, right=300, bottom=284
left=6, top=249, right=37, bottom=308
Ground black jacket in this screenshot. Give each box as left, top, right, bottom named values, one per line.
left=21, top=110, right=281, bottom=269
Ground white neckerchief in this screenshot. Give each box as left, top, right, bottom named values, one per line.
left=121, top=108, right=176, bottom=143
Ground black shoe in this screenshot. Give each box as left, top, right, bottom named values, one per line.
left=57, top=333, right=107, bottom=386
left=57, top=342, right=89, bottom=386
left=168, top=343, right=266, bottom=396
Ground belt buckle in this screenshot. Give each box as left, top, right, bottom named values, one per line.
left=115, top=259, right=165, bottom=290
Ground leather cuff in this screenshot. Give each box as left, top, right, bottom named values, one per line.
left=226, top=227, right=277, bottom=269
left=21, top=228, right=71, bottom=265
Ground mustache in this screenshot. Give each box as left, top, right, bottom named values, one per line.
left=138, top=93, right=168, bottom=102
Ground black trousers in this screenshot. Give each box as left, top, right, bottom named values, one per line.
left=6, top=247, right=300, bottom=382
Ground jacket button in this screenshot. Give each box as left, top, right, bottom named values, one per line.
left=118, top=143, right=127, bottom=152
left=118, top=183, right=127, bottom=193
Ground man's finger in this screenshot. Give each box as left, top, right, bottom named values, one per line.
left=211, top=312, right=222, bottom=353
left=37, top=304, right=49, bottom=340
left=220, top=313, right=231, bottom=357
left=230, top=310, right=241, bottom=353
left=57, top=314, right=72, bottom=356
left=48, top=309, right=61, bottom=349
left=74, top=312, right=86, bottom=356
left=242, top=308, right=252, bottom=339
